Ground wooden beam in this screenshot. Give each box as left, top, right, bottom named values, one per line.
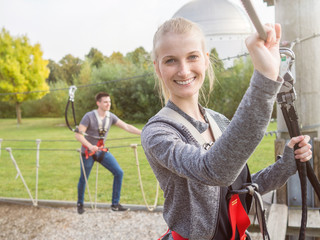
left=275, top=138, right=287, bottom=204
left=248, top=204, right=288, bottom=240
left=266, top=204, right=288, bottom=239
left=287, top=208, right=320, bottom=237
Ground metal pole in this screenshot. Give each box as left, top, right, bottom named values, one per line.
left=35, top=139, right=41, bottom=206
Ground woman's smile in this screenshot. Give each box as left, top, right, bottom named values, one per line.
left=174, top=77, right=196, bottom=85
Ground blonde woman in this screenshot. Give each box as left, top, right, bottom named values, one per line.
left=141, top=18, right=312, bottom=240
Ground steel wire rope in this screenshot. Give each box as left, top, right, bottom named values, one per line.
left=0, top=136, right=140, bottom=142
left=0, top=144, right=142, bottom=152
left=0, top=73, right=153, bottom=96
left=0, top=33, right=318, bottom=98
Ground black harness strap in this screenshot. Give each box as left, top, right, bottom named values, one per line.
left=65, top=85, right=78, bottom=132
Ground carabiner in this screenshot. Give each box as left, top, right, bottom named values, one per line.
left=68, top=85, right=77, bottom=102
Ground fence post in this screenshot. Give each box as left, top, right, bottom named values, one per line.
left=0, top=138, right=2, bottom=159
left=314, top=138, right=320, bottom=208
left=35, top=139, right=41, bottom=207
left=275, top=138, right=287, bottom=204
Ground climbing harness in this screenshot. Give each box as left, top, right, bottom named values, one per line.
left=93, top=110, right=110, bottom=137
left=157, top=107, right=269, bottom=239
left=79, top=110, right=111, bottom=159
left=277, top=47, right=320, bottom=239
left=82, top=139, right=108, bottom=160
left=228, top=184, right=269, bottom=240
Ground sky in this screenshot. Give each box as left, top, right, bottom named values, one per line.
left=0, top=0, right=275, bottom=62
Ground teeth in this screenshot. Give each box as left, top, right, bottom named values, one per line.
left=175, top=78, right=194, bottom=85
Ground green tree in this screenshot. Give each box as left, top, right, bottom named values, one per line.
left=209, top=57, right=253, bottom=119
left=86, top=47, right=104, bottom=68
left=210, top=48, right=224, bottom=72
left=46, top=59, right=65, bottom=84
left=125, top=47, right=151, bottom=71
left=59, top=54, right=83, bottom=85
left=0, top=28, right=50, bottom=124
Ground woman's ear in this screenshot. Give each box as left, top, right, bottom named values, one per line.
left=205, top=52, right=210, bottom=69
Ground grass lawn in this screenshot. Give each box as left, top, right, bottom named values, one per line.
left=0, top=118, right=277, bottom=206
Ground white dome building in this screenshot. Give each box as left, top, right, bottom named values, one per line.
left=173, top=0, right=254, bottom=67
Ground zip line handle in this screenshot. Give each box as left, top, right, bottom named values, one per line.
left=240, top=0, right=268, bottom=41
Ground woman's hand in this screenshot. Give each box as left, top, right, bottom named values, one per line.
left=245, top=23, right=281, bottom=81
left=288, top=135, right=312, bottom=162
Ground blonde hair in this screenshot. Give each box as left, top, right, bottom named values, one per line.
left=152, top=17, right=215, bottom=105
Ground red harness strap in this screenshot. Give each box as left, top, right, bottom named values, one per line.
left=158, top=229, right=188, bottom=240
left=83, top=139, right=108, bottom=159
left=171, top=231, right=188, bottom=240
left=228, top=194, right=251, bottom=240
left=158, top=194, right=250, bottom=240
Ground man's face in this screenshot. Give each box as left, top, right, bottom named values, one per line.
left=97, top=96, right=111, bottom=111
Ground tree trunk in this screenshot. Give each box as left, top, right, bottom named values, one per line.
left=15, top=102, right=22, bottom=125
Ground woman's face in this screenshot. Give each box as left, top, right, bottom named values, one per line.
left=154, top=32, right=208, bottom=102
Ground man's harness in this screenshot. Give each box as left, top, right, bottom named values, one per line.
left=64, top=86, right=109, bottom=160
left=277, top=47, right=320, bottom=239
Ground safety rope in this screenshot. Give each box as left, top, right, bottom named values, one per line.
left=95, top=163, right=99, bottom=210
left=65, top=85, right=78, bottom=132
left=3, top=143, right=159, bottom=212
left=130, top=144, right=160, bottom=211
left=5, top=147, right=36, bottom=206
left=79, top=150, right=95, bottom=210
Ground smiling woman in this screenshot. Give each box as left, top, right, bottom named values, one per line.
left=141, top=17, right=312, bottom=240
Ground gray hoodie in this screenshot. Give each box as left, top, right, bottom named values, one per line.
left=141, top=71, right=297, bottom=239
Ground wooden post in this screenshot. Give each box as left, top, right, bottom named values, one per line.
left=314, top=138, right=320, bottom=208
left=275, top=138, right=287, bottom=204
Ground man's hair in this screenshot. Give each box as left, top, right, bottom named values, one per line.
left=95, top=92, right=110, bottom=102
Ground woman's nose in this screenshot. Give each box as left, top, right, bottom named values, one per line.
left=177, top=61, right=190, bottom=77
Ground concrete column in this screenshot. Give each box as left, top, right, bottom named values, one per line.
left=275, top=0, right=320, bottom=139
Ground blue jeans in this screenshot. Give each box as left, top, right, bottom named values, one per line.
left=77, top=151, right=124, bottom=205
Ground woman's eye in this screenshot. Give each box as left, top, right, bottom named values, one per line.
left=165, top=59, right=175, bottom=64
left=189, top=55, right=199, bottom=60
